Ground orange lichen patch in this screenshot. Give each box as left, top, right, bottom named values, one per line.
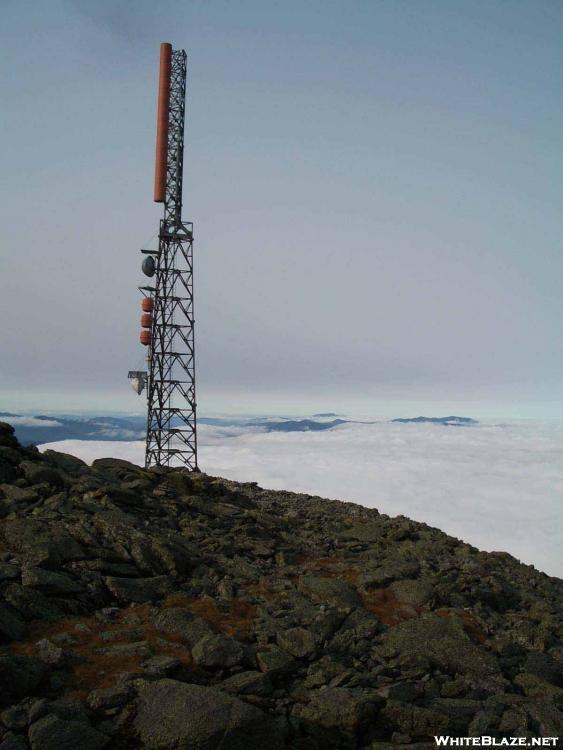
left=9, top=605, right=194, bottom=693
left=361, top=588, right=422, bottom=626
left=435, top=608, right=487, bottom=644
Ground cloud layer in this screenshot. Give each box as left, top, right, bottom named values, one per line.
left=41, top=420, right=563, bottom=578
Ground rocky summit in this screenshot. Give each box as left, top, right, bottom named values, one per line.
left=0, top=421, right=561, bottom=750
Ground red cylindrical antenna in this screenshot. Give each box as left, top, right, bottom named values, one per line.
left=154, top=42, right=172, bottom=203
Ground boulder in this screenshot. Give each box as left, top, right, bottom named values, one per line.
left=297, top=576, right=361, bottom=610
left=0, top=603, right=25, bottom=642
left=36, top=639, right=64, bottom=666
left=3, top=584, right=64, bottom=622
left=104, top=575, right=172, bottom=603
left=20, top=462, right=64, bottom=488
left=153, top=607, right=213, bottom=648
left=293, top=687, right=381, bottom=748
left=130, top=538, right=194, bottom=577
left=133, top=679, right=283, bottom=749
left=28, top=715, right=109, bottom=750
left=0, top=655, right=44, bottom=707
left=2, top=520, right=83, bottom=568
left=277, top=627, right=316, bottom=659
left=522, top=651, right=562, bottom=687
left=0, top=422, right=19, bottom=448
left=22, top=567, right=83, bottom=596
left=0, top=736, right=28, bottom=750
left=380, top=700, right=449, bottom=740
left=192, top=633, right=245, bottom=669
left=42, top=450, right=87, bottom=475
left=256, top=645, right=296, bottom=676
left=0, top=563, right=20, bottom=582
left=359, top=560, right=420, bottom=589
left=0, top=703, right=29, bottom=731
left=220, top=670, right=273, bottom=696
left=389, top=578, right=434, bottom=607
left=377, top=613, right=503, bottom=685
left=87, top=686, right=133, bottom=711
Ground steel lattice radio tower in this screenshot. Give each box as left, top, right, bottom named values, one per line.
left=136, top=43, right=197, bottom=470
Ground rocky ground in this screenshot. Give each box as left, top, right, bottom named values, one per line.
left=0, top=421, right=561, bottom=749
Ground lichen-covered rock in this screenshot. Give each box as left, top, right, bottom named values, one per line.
left=22, top=568, right=83, bottom=596
left=220, top=670, right=273, bottom=696
left=298, top=576, right=361, bottom=610
left=0, top=422, right=20, bottom=449
left=133, top=679, right=283, bottom=749
left=256, top=645, right=297, bottom=675
left=0, top=735, right=28, bottom=750
left=153, top=607, right=213, bottom=648
left=19, top=462, right=64, bottom=489
left=377, top=613, right=504, bottom=686
left=293, top=687, right=382, bottom=748
left=0, top=604, right=25, bottom=642
left=389, top=578, right=435, bottom=607
left=28, top=714, right=109, bottom=750
left=0, top=655, right=44, bottom=707
left=104, top=575, right=172, bottom=603
left=277, top=626, right=316, bottom=659
left=380, top=700, right=449, bottom=740
left=1, top=520, right=83, bottom=569
left=191, top=633, right=245, bottom=668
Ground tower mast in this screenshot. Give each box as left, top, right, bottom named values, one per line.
left=139, top=43, right=197, bottom=470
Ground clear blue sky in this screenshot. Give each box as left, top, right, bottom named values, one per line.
left=1, top=1, right=562, bottom=418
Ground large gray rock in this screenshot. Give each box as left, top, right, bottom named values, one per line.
left=153, top=607, right=213, bottom=648
left=297, top=576, right=361, bottom=610
left=130, top=537, right=195, bottom=577
left=192, top=633, right=245, bottom=668
left=220, top=670, right=273, bottom=696
left=104, top=575, right=172, bottom=603
left=22, top=567, right=83, bottom=595
left=0, top=422, right=19, bottom=448
left=42, top=450, right=87, bottom=475
left=293, top=687, right=381, bottom=748
left=380, top=700, right=449, bottom=740
left=133, top=679, right=283, bottom=749
left=0, top=736, right=28, bottom=750
left=255, top=645, right=297, bottom=675
left=0, top=655, right=44, bottom=707
left=20, top=462, right=64, bottom=488
left=2, top=520, right=83, bottom=568
left=522, top=651, right=562, bottom=687
left=377, top=613, right=504, bottom=686
left=3, top=584, right=63, bottom=622
left=0, top=603, right=25, bottom=642
left=277, top=626, right=316, bottom=658
left=389, top=578, right=435, bottom=607
left=28, top=715, right=109, bottom=750
left=359, top=559, right=420, bottom=589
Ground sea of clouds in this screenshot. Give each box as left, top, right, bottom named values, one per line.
left=40, top=420, right=563, bottom=578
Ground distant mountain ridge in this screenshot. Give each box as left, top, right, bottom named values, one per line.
left=392, top=415, right=477, bottom=426
left=1, top=411, right=478, bottom=446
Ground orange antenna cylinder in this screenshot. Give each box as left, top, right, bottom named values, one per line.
left=141, top=313, right=153, bottom=328
left=154, top=42, right=172, bottom=203
left=140, top=330, right=152, bottom=346
left=141, top=298, right=154, bottom=312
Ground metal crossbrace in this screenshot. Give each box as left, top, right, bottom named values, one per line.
left=145, top=48, right=198, bottom=470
